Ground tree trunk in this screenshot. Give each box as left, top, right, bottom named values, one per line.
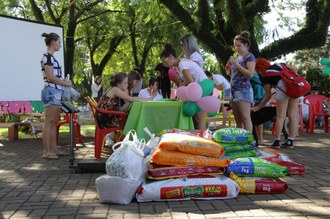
left=65, top=0, right=76, bottom=79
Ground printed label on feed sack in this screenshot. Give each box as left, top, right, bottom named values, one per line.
left=160, top=185, right=228, bottom=199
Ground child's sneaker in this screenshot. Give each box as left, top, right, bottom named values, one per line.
left=270, top=140, right=280, bottom=148
left=280, top=139, right=294, bottom=148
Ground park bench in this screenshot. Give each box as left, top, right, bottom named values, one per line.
left=0, top=114, right=95, bottom=142
left=0, top=120, right=44, bottom=141
left=0, top=101, right=94, bottom=141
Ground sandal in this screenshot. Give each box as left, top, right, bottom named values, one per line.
left=257, top=139, right=265, bottom=146
left=47, top=154, right=60, bottom=160
left=56, top=151, right=69, bottom=156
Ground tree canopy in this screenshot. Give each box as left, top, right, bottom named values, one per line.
left=158, top=0, right=330, bottom=66
left=1, top=0, right=329, bottom=99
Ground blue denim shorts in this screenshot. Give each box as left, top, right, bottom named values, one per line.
left=41, top=86, right=63, bottom=107
left=276, top=80, right=290, bottom=100
left=231, top=87, right=254, bottom=104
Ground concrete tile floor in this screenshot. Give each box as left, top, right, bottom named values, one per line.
left=0, top=129, right=329, bottom=219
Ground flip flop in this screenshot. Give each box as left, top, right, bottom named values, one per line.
left=47, top=154, right=60, bottom=160
left=56, top=151, right=69, bottom=156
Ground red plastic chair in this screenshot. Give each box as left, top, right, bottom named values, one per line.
left=56, top=112, right=82, bottom=147
left=86, top=97, right=127, bottom=159
left=303, top=94, right=330, bottom=134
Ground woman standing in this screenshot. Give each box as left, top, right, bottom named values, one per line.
left=229, top=31, right=255, bottom=132
left=160, top=43, right=207, bottom=130
left=180, top=34, right=204, bottom=69
left=91, top=75, right=103, bottom=102
left=253, top=59, right=299, bottom=148
left=40, top=32, right=72, bottom=160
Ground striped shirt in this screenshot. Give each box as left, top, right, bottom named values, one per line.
left=41, top=52, right=64, bottom=90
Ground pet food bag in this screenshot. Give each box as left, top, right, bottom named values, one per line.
left=136, top=175, right=240, bottom=202
left=222, top=143, right=255, bottom=153
left=213, top=127, right=253, bottom=144
left=229, top=172, right=288, bottom=194
left=263, top=157, right=305, bottom=175
left=147, top=163, right=225, bottom=180
left=224, top=149, right=257, bottom=160
left=151, top=149, right=230, bottom=167
left=158, top=133, right=224, bottom=157
left=225, top=157, right=288, bottom=178
left=256, top=148, right=304, bottom=175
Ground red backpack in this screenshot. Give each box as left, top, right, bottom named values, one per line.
left=262, top=63, right=311, bottom=98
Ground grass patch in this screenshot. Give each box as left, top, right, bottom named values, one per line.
left=0, top=125, right=95, bottom=140
left=58, top=125, right=95, bottom=138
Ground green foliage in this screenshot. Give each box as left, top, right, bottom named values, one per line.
left=203, top=53, right=220, bottom=73
left=305, top=68, right=330, bottom=97
left=159, top=0, right=330, bottom=65
left=293, top=36, right=330, bottom=72
left=2, top=0, right=329, bottom=103
left=291, top=35, right=329, bottom=96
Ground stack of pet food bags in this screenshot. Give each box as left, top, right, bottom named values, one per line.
left=136, top=132, right=241, bottom=202
left=226, top=157, right=289, bottom=194
left=213, top=127, right=289, bottom=194
left=213, top=127, right=256, bottom=159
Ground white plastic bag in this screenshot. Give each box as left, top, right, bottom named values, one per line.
left=61, top=75, right=81, bottom=101
left=95, top=174, right=142, bottom=204
left=69, top=87, right=80, bottom=100
left=62, top=86, right=80, bottom=101
left=143, top=127, right=159, bottom=156
left=105, top=130, right=147, bottom=180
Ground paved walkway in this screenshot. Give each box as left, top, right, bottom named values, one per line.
left=0, top=130, right=329, bottom=219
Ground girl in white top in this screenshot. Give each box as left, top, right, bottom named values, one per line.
left=160, top=43, right=207, bottom=130
left=205, top=71, right=231, bottom=100
left=91, top=75, right=103, bottom=102
left=138, top=77, right=164, bottom=100
left=177, top=59, right=207, bottom=84
left=180, top=34, right=204, bottom=69
left=212, top=74, right=231, bottom=90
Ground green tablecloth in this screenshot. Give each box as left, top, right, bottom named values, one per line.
left=123, top=100, right=194, bottom=140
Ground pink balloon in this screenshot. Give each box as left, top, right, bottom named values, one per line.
left=168, top=68, right=177, bottom=79
left=176, top=86, right=189, bottom=101
left=196, top=96, right=221, bottom=112
left=186, top=82, right=202, bottom=101
left=212, top=88, right=219, bottom=97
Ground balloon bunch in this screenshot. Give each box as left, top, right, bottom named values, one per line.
left=176, top=79, right=221, bottom=117
left=320, top=58, right=330, bottom=76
